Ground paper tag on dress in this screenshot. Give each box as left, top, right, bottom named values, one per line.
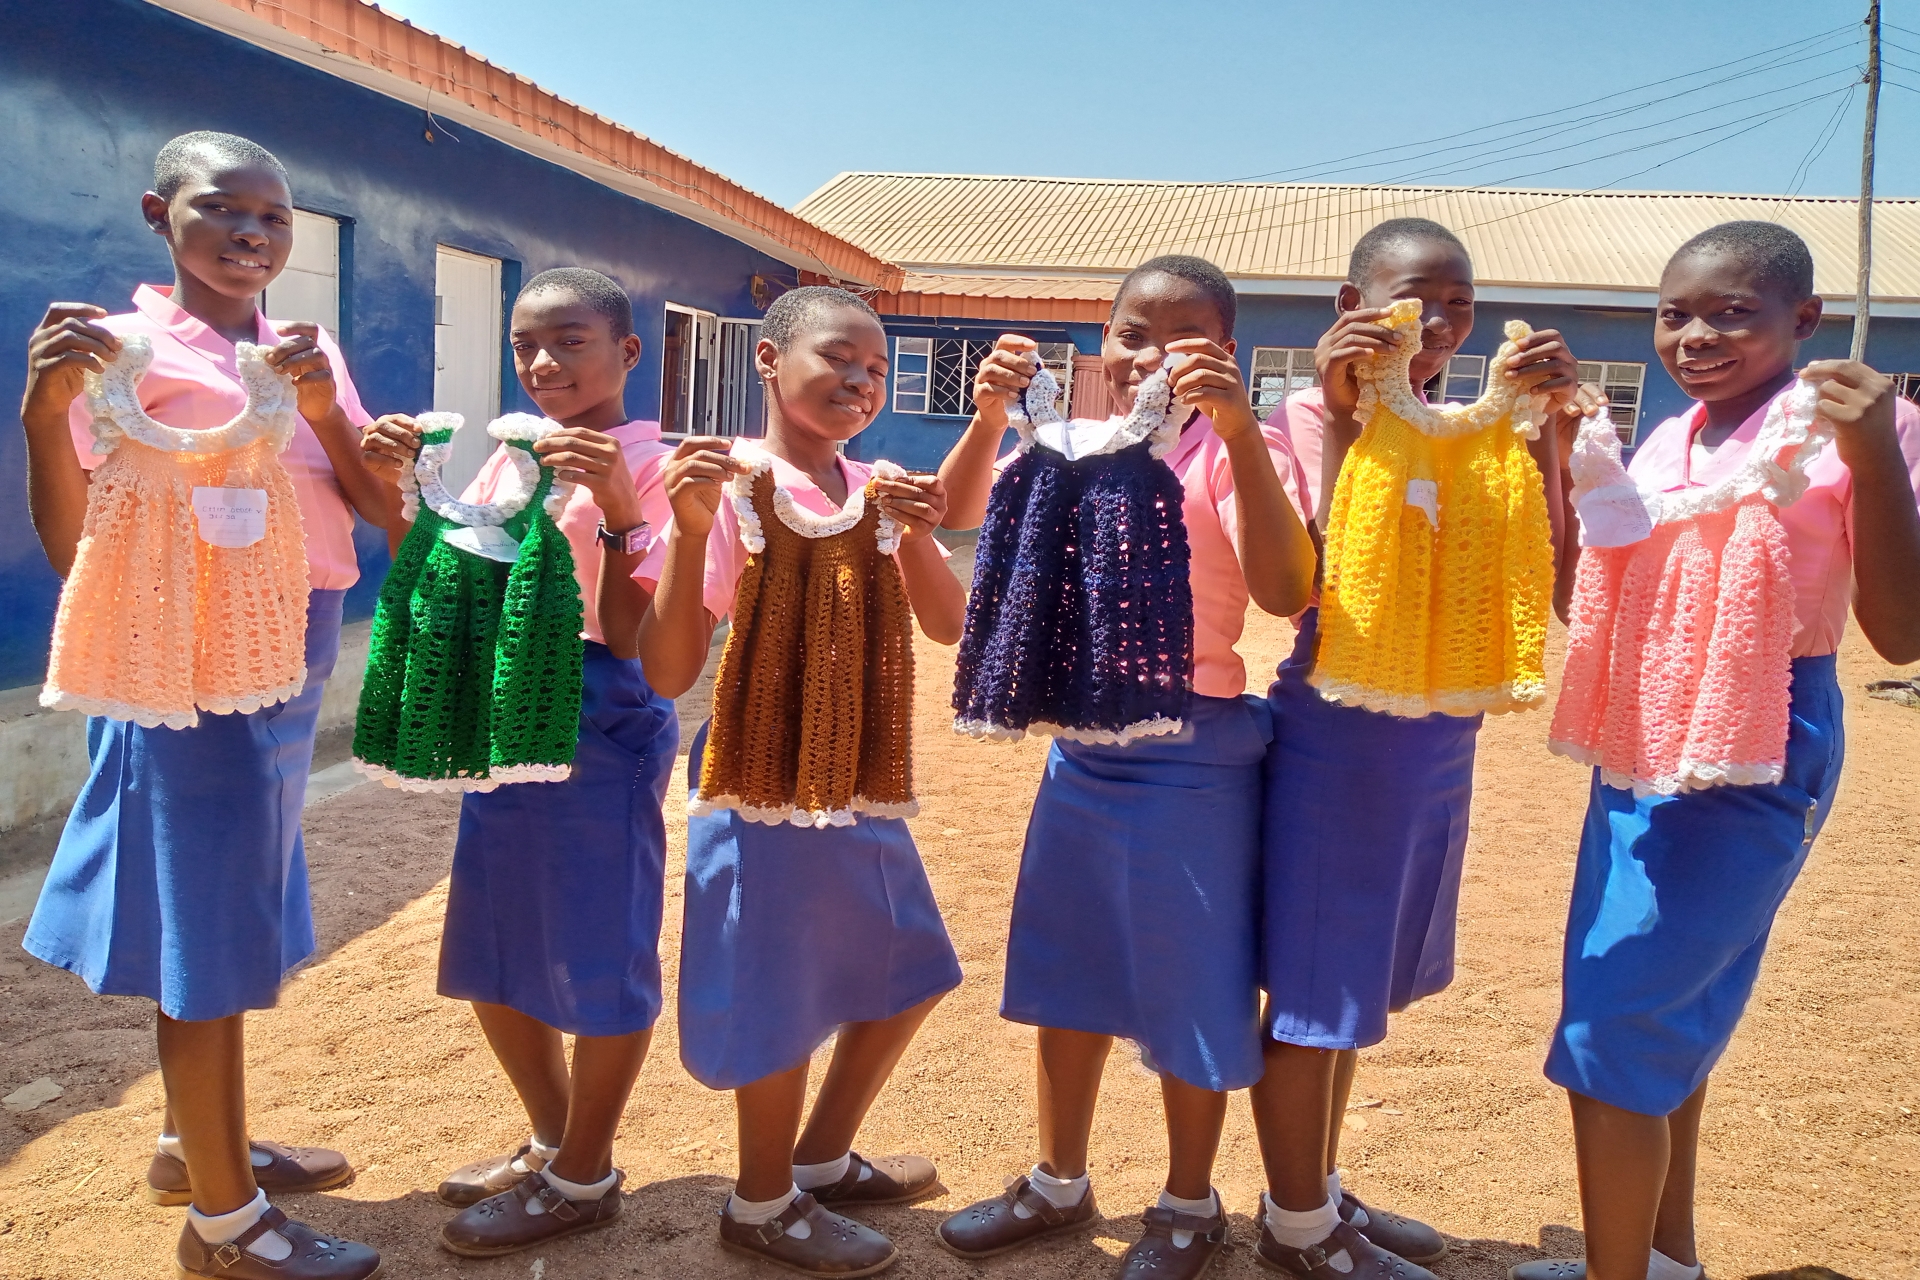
left=191, top=487, right=269, bottom=548
left=1405, top=478, right=1440, bottom=528
left=441, top=524, right=522, bottom=563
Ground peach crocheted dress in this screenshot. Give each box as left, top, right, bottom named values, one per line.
left=691, top=449, right=918, bottom=828
left=1314, top=299, right=1555, bottom=718
left=1549, top=382, right=1832, bottom=796
left=41, top=335, right=309, bottom=730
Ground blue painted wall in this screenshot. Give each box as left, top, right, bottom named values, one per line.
left=865, top=294, right=1920, bottom=474
left=0, top=0, right=793, bottom=687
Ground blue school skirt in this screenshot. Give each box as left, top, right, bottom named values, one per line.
left=1001, top=694, right=1271, bottom=1092
left=677, top=722, right=962, bottom=1090
left=438, top=643, right=677, bottom=1037
left=24, top=590, right=345, bottom=1023
left=1261, top=608, right=1482, bottom=1050
left=1544, top=655, right=1842, bottom=1117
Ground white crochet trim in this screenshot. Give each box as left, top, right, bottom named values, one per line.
left=351, top=757, right=571, bottom=793
left=951, top=713, right=1185, bottom=745
left=1308, top=672, right=1542, bottom=719
left=411, top=415, right=552, bottom=528
left=39, top=668, right=308, bottom=729
left=1547, top=738, right=1785, bottom=798
left=1641, top=380, right=1830, bottom=524
left=687, top=790, right=920, bottom=828
left=1356, top=301, right=1541, bottom=440
left=84, top=334, right=300, bottom=456
left=1011, top=365, right=1179, bottom=461
left=728, top=448, right=908, bottom=552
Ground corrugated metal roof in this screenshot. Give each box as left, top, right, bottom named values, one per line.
left=170, top=0, right=899, bottom=286
left=798, top=173, right=1920, bottom=301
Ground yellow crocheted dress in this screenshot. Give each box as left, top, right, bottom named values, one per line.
left=41, top=335, right=309, bottom=730
left=1313, top=299, right=1554, bottom=718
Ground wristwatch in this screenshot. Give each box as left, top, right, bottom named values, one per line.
left=596, top=519, right=652, bottom=555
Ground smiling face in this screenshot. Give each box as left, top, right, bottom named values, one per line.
left=755, top=304, right=890, bottom=445
left=1654, top=249, right=1822, bottom=404
left=509, top=290, right=641, bottom=428
left=1340, top=238, right=1475, bottom=388
left=142, top=158, right=294, bottom=301
left=1102, top=271, right=1234, bottom=411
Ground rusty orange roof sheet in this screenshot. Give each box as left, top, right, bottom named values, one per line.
left=872, top=273, right=1116, bottom=322
left=190, top=0, right=900, bottom=287
left=799, top=172, right=1920, bottom=301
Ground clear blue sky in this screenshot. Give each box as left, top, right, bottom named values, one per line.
left=378, top=0, right=1920, bottom=209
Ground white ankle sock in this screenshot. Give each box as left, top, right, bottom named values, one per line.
left=157, top=1134, right=271, bottom=1169
left=726, top=1184, right=810, bottom=1238
left=793, top=1153, right=859, bottom=1191
left=188, top=1190, right=292, bottom=1262
left=1014, top=1165, right=1088, bottom=1219
left=528, top=1166, right=616, bottom=1214
left=1328, top=1169, right=1366, bottom=1226
left=1157, top=1187, right=1217, bottom=1249
left=1263, top=1193, right=1350, bottom=1272
left=1648, top=1248, right=1704, bottom=1280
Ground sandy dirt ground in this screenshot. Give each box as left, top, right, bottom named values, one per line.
left=2, top=599, right=1916, bottom=1280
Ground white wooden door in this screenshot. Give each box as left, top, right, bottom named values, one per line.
left=261, top=209, right=340, bottom=339
left=434, top=246, right=503, bottom=494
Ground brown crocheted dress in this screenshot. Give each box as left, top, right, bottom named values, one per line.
left=693, top=454, right=917, bottom=827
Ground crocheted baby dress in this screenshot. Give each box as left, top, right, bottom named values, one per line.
left=1313, top=299, right=1555, bottom=718
left=41, top=334, right=309, bottom=730
left=1549, top=383, right=1831, bottom=797
left=352, top=413, right=584, bottom=792
left=692, top=449, right=917, bottom=828
left=951, top=364, right=1193, bottom=745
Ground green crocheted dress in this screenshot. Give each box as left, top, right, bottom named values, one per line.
left=352, top=413, right=584, bottom=792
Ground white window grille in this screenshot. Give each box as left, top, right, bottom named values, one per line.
left=893, top=336, right=932, bottom=414
left=1249, top=347, right=1319, bottom=420
left=1891, top=373, right=1920, bottom=405
left=1035, top=342, right=1074, bottom=418
left=1577, top=361, right=1648, bottom=443
left=1424, top=354, right=1486, bottom=404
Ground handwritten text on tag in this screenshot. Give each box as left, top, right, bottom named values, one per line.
left=191, top=487, right=269, bottom=548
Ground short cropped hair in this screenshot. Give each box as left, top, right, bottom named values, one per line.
left=518, top=267, right=634, bottom=340
left=1346, top=218, right=1470, bottom=285
left=1113, top=254, right=1237, bottom=337
left=761, top=285, right=881, bottom=352
left=153, top=131, right=288, bottom=202
left=1667, top=220, right=1816, bottom=302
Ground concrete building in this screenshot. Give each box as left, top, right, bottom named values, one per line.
left=809, top=173, right=1920, bottom=471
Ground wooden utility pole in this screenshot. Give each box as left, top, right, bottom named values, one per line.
left=1853, top=0, right=1881, bottom=362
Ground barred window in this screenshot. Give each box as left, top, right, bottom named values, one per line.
left=1249, top=347, right=1318, bottom=420
left=1576, top=361, right=1647, bottom=443
left=894, top=336, right=1074, bottom=418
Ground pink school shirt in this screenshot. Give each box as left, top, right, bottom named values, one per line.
left=460, top=419, right=673, bottom=645
left=696, top=441, right=946, bottom=625
left=1628, top=386, right=1920, bottom=658
left=68, top=284, right=371, bottom=591
left=996, top=412, right=1308, bottom=698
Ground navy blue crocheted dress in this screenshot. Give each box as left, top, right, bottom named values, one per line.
left=952, top=365, right=1195, bottom=744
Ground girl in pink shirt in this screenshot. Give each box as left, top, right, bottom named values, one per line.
left=638, top=287, right=966, bottom=1278
left=360, top=268, right=682, bottom=1259
left=1529, top=222, right=1920, bottom=1280
left=932, top=256, right=1318, bottom=1279
left=20, top=132, right=393, bottom=1280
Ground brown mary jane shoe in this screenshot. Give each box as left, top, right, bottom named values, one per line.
left=149, top=1141, right=353, bottom=1206
left=718, top=1191, right=899, bottom=1277
left=440, top=1169, right=623, bottom=1258
left=175, top=1206, right=382, bottom=1279
left=936, top=1173, right=1099, bottom=1259
left=809, top=1152, right=941, bottom=1208
left=436, top=1143, right=549, bottom=1208
left=1115, top=1195, right=1230, bottom=1279
left=1254, top=1218, right=1439, bottom=1280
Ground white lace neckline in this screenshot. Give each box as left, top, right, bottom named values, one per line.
left=1010, top=363, right=1178, bottom=460
left=728, top=447, right=906, bottom=556
left=399, top=412, right=575, bottom=528
left=1642, top=380, right=1829, bottom=524
left=84, top=333, right=299, bottom=456
left=1355, top=299, right=1542, bottom=440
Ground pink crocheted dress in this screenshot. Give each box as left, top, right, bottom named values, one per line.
left=1549, top=383, right=1831, bottom=797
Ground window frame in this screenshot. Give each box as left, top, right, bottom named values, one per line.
left=1249, top=346, right=1320, bottom=420
left=1577, top=360, right=1648, bottom=443
left=892, top=336, right=932, bottom=415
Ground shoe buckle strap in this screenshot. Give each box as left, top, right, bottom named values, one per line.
left=211, top=1243, right=245, bottom=1269
left=748, top=1217, right=787, bottom=1245
left=1293, top=1243, right=1329, bottom=1270
left=534, top=1181, right=581, bottom=1222
left=1010, top=1180, right=1067, bottom=1225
